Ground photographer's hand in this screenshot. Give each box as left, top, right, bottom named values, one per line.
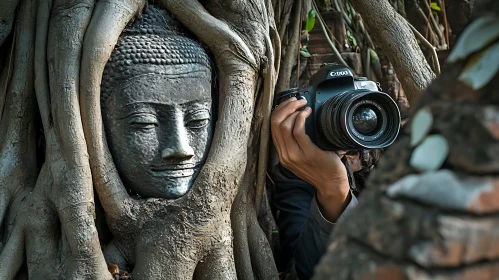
left=271, top=97, right=351, bottom=222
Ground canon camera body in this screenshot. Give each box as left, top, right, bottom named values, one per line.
left=274, top=64, right=401, bottom=151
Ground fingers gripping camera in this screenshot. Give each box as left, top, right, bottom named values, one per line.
left=274, top=64, right=401, bottom=151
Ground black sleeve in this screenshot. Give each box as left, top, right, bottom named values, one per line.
left=268, top=145, right=316, bottom=271
left=294, top=194, right=357, bottom=280
left=269, top=144, right=358, bottom=279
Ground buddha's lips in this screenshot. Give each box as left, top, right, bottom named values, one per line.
left=150, top=164, right=200, bottom=178
left=150, top=163, right=199, bottom=170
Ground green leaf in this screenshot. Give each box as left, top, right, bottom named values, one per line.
left=458, top=42, right=499, bottom=90
left=345, top=0, right=353, bottom=18
left=410, top=108, right=433, bottom=147
left=306, top=9, right=316, bottom=32
left=369, top=48, right=379, bottom=65
left=300, top=45, right=311, bottom=57
left=300, top=50, right=311, bottom=58
left=448, top=16, right=499, bottom=62
left=410, top=135, right=449, bottom=172
left=346, top=29, right=358, bottom=47
left=430, top=2, right=441, bottom=11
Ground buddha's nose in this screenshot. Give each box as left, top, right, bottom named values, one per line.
left=161, top=130, right=195, bottom=161
left=161, top=145, right=194, bottom=160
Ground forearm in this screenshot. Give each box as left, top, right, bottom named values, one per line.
left=314, top=177, right=351, bottom=223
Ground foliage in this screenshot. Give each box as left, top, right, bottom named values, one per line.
left=430, top=2, right=441, bottom=11
left=306, top=9, right=316, bottom=32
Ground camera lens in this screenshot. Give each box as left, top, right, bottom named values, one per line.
left=319, top=89, right=400, bottom=149
left=352, top=107, right=378, bottom=134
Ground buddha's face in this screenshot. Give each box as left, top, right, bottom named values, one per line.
left=103, top=64, right=213, bottom=199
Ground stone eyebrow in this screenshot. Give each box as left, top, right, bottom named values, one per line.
left=116, top=103, right=158, bottom=119
left=180, top=99, right=211, bottom=110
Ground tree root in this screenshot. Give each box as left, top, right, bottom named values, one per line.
left=161, top=0, right=258, bottom=70
left=0, top=223, right=25, bottom=280
left=255, top=11, right=280, bottom=215
left=349, top=0, right=435, bottom=106
left=1, top=1, right=281, bottom=279
left=0, top=30, right=14, bottom=123
left=25, top=166, right=60, bottom=278
left=232, top=170, right=279, bottom=280
left=80, top=0, right=146, bottom=222
left=194, top=245, right=237, bottom=280
left=247, top=201, right=278, bottom=279
left=233, top=113, right=278, bottom=280
left=275, top=0, right=301, bottom=94
left=231, top=175, right=255, bottom=280
left=276, top=0, right=294, bottom=44
left=46, top=2, right=111, bottom=276
left=34, top=0, right=52, bottom=130
left=0, top=0, right=21, bottom=47
left=0, top=1, right=36, bottom=278
left=0, top=0, right=37, bottom=239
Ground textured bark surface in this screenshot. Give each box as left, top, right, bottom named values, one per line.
left=2, top=0, right=489, bottom=279
left=313, top=3, right=499, bottom=279
left=349, top=0, right=435, bottom=106
left=275, top=0, right=301, bottom=94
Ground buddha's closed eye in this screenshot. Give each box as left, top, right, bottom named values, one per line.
left=128, top=114, right=158, bottom=129
left=185, top=110, right=211, bottom=129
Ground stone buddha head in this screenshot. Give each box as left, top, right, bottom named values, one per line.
left=101, top=6, right=214, bottom=199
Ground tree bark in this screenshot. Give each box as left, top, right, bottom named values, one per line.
left=275, top=0, right=301, bottom=94
left=0, top=0, right=21, bottom=47
left=0, top=0, right=280, bottom=278
left=349, top=0, right=435, bottom=106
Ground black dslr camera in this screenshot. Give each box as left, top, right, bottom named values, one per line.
left=274, top=64, right=401, bottom=151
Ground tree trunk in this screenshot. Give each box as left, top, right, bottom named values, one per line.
left=349, top=0, right=435, bottom=106
left=0, top=0, right=279, bottom=278
left=275, top=0, right=302, bottom=94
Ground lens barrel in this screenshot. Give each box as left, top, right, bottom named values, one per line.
left=319, top=89, right=400, bottom=149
